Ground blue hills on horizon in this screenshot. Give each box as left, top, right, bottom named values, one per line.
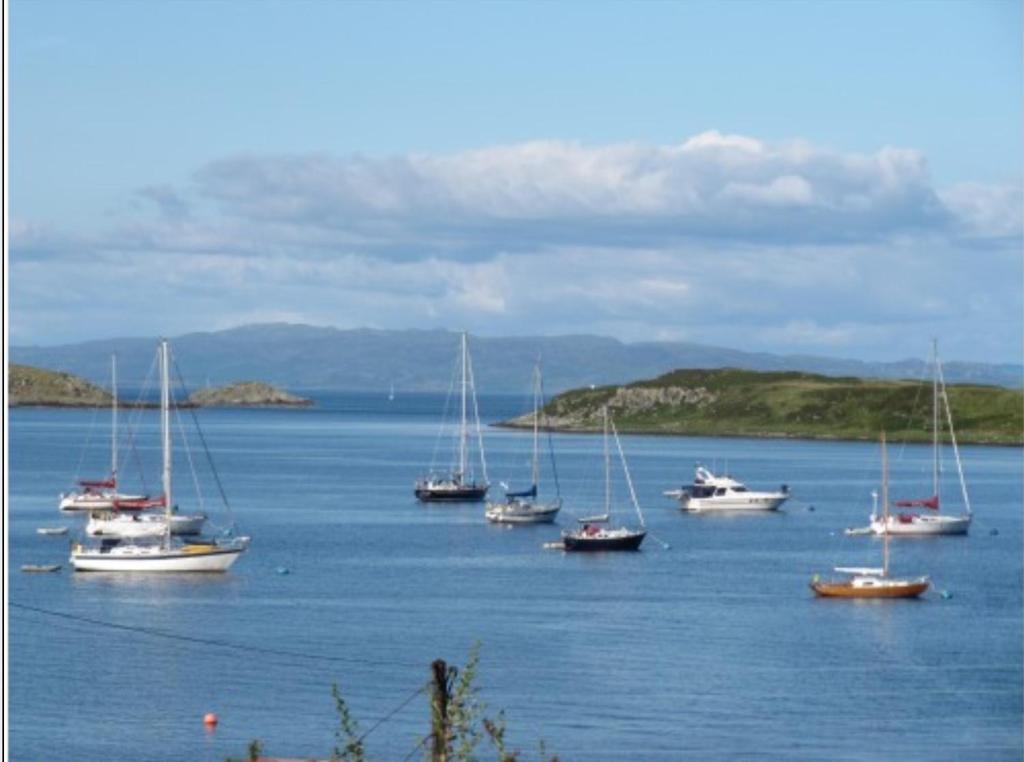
left=9, top=323, right=1022, bottom=394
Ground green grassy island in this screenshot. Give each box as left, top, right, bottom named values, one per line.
left=8, top=364, right=113, bottom=407
left=500, top=368, right=1023, bottom=446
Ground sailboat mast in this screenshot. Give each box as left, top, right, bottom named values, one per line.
left=603, top=406, right=611, bottom=516
left=932, top=339, right=939, bottom=498
left=111, top=354, right=118, bottom=483
left=459, top=332, right=468, bottom=478
left=161, top=340, right=172, bottom=528
left=531, top=363, right=541, bottom=488
left=882, top=431, right=890, bottom=578
left=936, top=353, right=973, bottom=516
left=611, top=417, right=645, bottom=528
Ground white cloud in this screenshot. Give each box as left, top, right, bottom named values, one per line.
left=184, top=131, right=979, bottom=254
left=8, top=132, right=1022, bottom=361
left=938, top=182, right=1023, bottom=241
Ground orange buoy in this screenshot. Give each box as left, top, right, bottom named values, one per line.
left=203, top=712, right=219, bottom=727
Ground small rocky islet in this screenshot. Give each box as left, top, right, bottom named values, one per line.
left=186, top=381, right=312, bottom=408
left=7, top=365, right=311, bottom=408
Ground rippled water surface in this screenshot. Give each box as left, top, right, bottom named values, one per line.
left=9, top=393, right=1023, bottom=760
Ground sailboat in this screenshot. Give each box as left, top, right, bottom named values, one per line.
left=485, top=361, right=561, bottom=524
left=388, top=382, right=395, bottom=402
left=414, top=332, right=490, bottom=502
left=85, top=506, right=206, bottom=539
left=58, top=355, right=145, bottom=512
left=70, top=340, right=249, bottom=572
left=561, top=407, right=646, bottom=551
left=811, top=433, right=929, bottom=598
left=870, top=341, right=971, bottom=536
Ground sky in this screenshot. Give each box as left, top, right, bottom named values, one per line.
left=8, top=0, right=1023, bottom=363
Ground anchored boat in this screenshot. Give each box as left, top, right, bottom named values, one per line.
left=415, top=332, right=490, bottom=502
left=561, top=407, right=646, bottom=552
left=666, top=465, right=789, bottom=512
left=862, top=340, right=971, bottom=537
left=58, top=355, right=145, bottom=512
left=70, top=340, right=248, bottom=573
left=812, top=433, right=929, bottom=599
left=486, top=361, right=562, bottom=525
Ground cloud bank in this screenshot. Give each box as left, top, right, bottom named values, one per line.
left=9, top=132, right=1022, bottom=361
left=183, top=130, right=1016, bottom=256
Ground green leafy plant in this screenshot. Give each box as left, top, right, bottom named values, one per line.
left=332, top=682, right=366, bottom=762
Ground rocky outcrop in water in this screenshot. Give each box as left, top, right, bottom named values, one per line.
left=8, top=364, right=112, bottom=407
left=187, top=381, right=312, bottom=407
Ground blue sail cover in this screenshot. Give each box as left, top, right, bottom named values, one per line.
left=505, top=484, right=537, bottom=499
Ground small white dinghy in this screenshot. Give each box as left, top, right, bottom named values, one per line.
left=37, top=526, right=70, bottom=536
left=22, top=564, right=62, bottom=573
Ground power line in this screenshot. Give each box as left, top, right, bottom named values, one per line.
left=401, top=733, right=432, bottom=762
left=10, top=601, right=424, bottom=670
left=357, top=683, right=428, bottom=744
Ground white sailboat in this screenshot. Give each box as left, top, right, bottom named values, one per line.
left=70, top=340, right=249, bottom=572
left=85, top=509, right=206, bottom=539
left=415, top=332, right=490, bottom=502
left=812, top=433, right=930, bottom=598
left=486, top=361, right=561, bottom=524
left=860, top=341, right=971, bottom=536
left=561, top=407, right=646, bottom=551
left=58, top=355, right=145, bottom=512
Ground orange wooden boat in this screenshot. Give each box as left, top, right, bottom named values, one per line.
left=810, top=572, right=929, bottom=599
left=812, top=433, right=930, bottom=600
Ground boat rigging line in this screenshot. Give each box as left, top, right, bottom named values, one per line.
left=171, top=355, right=235, bottom=523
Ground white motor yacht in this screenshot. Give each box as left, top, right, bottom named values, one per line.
left=666, top=465, right=789, bottom=512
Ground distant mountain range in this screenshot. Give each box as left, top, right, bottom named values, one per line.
left=9, top=323, right=1022, bottom=393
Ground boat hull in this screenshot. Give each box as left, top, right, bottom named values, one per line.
left=59, top=492, right=146, bottom=512
left=70, top=544, right=245, bottom=572
left=37, top=527, right=69, bottom=536
left=485, top=501, right=560, bottom=524
left=810, top=578, right=929, bottom=599
left=562, top=530, right=646, bottom=551
left=22, top=564, right=62, bottom=573
left=86, top=513, right=206, bottom=538
left=415, top=484, right=488, bottom=502
left=680, top=494, right=788, bottom=512
left=870, top=514, right=971, bottom=536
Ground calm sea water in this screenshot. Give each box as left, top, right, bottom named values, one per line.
left=8, top=392, right=1023, bottom=760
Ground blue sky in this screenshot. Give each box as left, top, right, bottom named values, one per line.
left=9, top=0, right=1023, bottom=363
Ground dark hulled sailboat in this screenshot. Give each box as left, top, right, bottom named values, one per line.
left=415, top=332, right=490, bottom=503
left=560, top=407, right=646, bottom=552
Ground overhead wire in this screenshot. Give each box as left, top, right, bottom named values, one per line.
left=9, top=601, right=426, bottom=670
left=401, top=733, right=433, bottom=762
left=355, top=683, right=429, bottom=745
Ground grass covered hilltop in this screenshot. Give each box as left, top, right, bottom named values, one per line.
left=8, top=364, right=113, bottom=406
left=502, top=368, right=1023, bottom=446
